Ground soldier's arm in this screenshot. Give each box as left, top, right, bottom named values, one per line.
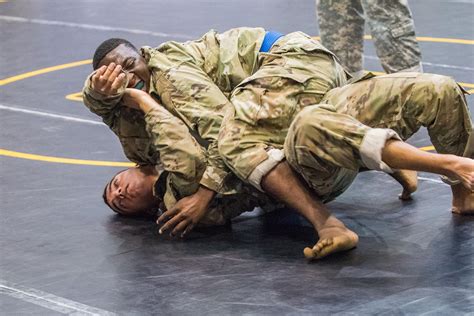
left=154, top=68, right=234, bottom=195
left=123, top=88, right=207, bottom=198
left=82, top=65, right=152, bottom=164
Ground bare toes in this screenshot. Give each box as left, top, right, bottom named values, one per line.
left=303, top=247, right=315, bottom=259
left=399, top=190, right=413, bottom=201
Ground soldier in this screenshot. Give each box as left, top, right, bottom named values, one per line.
left=218, top=68, right=473, bottom=260
left=103, top=165, right=277, bottom=235
left=96, top=87, right=277, bottom=235
left=316, top=0, right=423, bottom=77
left=84, top=28, right=420, bottom=260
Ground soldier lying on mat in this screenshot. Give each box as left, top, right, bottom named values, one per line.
left=83, top=27, right=473, bottom=260
left=103, top=164, right=279, bottom=233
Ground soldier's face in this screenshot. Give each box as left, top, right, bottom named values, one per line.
left=99, top=44, right=151, bottom=92
left=105, top=167, right=157, bottom=216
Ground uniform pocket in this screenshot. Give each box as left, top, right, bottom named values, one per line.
left=232, top=74, right=309, bottom=126
left=390, top=22, right=415, bottom=38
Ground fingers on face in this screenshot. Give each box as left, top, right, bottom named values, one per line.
left=110, top=73, right=126, bottom=91
left=103, top=64, right=122, bottom=89
left=93, top=65, right=107, bottom=78
left=92, top=65, right=106, bottom=84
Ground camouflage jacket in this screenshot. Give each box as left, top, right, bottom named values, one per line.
left=83, top=27, right=267, bottom=195
left=83, top=83, right=206, bottom=201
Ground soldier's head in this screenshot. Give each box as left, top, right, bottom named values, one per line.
left=93, top=38, right=151, bottom=92
left=103, top=165, right=160, bottom=216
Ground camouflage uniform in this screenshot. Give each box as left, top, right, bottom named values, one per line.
left=83, top=27, right=280, bottom=222
left=316, top=0, right=423, bottom=75
left=218, top=32, right=348, bottom=189
left=220, top=70, right=472, bottom=201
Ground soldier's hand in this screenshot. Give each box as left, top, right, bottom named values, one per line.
left=91, top=63, right=126, bottom=96
left=157, top=187, right=215, bottom=238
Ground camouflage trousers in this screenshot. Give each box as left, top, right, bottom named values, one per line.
left=316, top=0, right=422, bottom=74
left=220, top=72, right=472, bottom=202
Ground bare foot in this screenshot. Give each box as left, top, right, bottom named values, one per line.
left=304, top=226, right=359, bottom=260
left=390, top=169, right=418, bottom=200
left=451, top=183, right=474, bottom=215
left=446, top=156, right=474, bottom=189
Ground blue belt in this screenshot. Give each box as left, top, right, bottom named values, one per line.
left=260, top=31, right=284, bottom=53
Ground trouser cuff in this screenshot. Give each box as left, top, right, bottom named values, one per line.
left=360, top=128, right=402, bottom=173
left=248, top=148, right=285, bottom=191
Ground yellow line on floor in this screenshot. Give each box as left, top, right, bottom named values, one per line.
left=0, top=60, right=92, bottom=86
left=65, top=92, right=83, bottom=101
left=0, top=149, right=135, bottom=167
left=419, top=145, right=435, bottom=151
left=363, top=35, right=474, bottom=45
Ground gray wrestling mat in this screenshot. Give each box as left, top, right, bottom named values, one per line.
left=1, top=0, right=473, bottom=314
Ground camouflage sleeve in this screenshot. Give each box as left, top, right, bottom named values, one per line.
left=144, top=106, right=207, bottom=198
left=82, top=72, right=124, bottom=126
left=153, top=66, right=234, bottom=194
left=82, top=73, right=152, bottom=164
left=201, top=140, right=232, bottom=192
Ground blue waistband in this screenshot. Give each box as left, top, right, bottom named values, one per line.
left=260, top=31, right=284, bottom=53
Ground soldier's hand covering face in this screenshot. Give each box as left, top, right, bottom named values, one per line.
left=92, top=63, right=127, bottom=96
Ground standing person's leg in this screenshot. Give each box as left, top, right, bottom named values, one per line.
left=316, top=0, right=366, bottom=76
left=362, top=0, right=423, bottom=73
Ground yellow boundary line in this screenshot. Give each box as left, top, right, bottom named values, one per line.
left=0, top=59, right=92, bottom=86
left=66, top=92, right=83, bottom=101
left=0, top=149, right=135, bottom=167
left=364, top=35, right=474, bottom=45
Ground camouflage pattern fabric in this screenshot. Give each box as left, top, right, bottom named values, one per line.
left=83, top=27, right=269, bottom=197
left=284, top=72, right=472, bottom=202
left=316, top=0, right=422, bottom=74
left=199, top=186, right=280, bottom=226
left=218, top=32, right=348, bottom=180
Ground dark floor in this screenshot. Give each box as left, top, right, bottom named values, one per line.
left=1, top=0, right=473, bottom=315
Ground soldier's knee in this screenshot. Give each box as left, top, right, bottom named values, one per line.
left=415, top=74, right=460, bottom=97
left=289, top=106, right=327, bottom=143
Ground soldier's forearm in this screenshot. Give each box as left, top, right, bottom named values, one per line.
left=134, top=93, right=159, bottom=114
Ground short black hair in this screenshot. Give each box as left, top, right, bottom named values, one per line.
left=92, top=38, right=138, bottom=70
